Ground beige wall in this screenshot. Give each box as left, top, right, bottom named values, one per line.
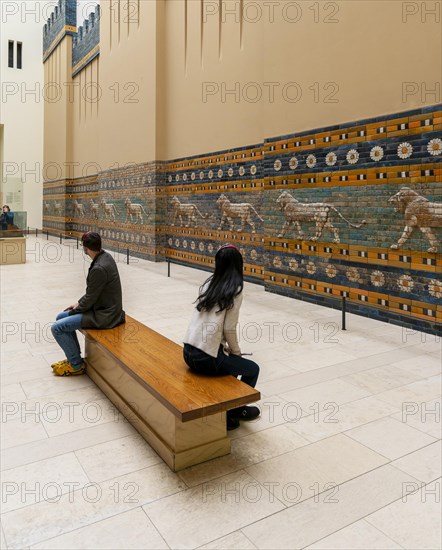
left=97, top=0, right=160, bottom=168
left=44, top=0, right=441, bottom=168
left=161, top=0, right=441, bottom=159
left=44, top=1, right=162, bottom=178
left=44, top=37, right=73, bottom=181
left=71, top=57, right=99, bottom=177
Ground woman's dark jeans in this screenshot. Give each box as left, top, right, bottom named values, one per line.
left=183, top=344, right=259, bottom=388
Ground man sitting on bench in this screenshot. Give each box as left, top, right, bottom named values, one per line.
left=51, top=231, right=125, bottom=376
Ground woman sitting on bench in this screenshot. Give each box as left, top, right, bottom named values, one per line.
left=183, top=243, right=260, bottom=430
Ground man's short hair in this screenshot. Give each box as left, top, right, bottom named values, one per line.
left=81, top=231, right=102, bottom=251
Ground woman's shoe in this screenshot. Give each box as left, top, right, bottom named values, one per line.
left=230, top=405, right=260, bottom=421
left=227, top=415, right=240, bottom=431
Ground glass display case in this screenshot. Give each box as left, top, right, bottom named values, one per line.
left=0, top=210, right=27, bottom=264
left=0, top=209, right=26, bottom=237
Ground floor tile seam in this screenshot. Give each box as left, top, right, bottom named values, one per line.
left=1, top=391, right=109, bottom=424
left=242, top=402, right=398, bottom=446
left=70, top=454, right=164, bottom=486
left=0, top=425, right=138, bottom=472
left=362, top=475, right=442, bottom=545
left=375, top=392, right=442, bottom=411
left=139, top=477, right=210, bottom=514
left=0, top=476, right=95, bottom=517
left=241, top=446, right=403, bottom=507
left=0, top=523, right=7, bottom=550
left=237, top=462, right=423, bottom=544
left=300, top=517, right=407, bottom=550
left=338, top=410, right=440, bottom=446
left=335, top=374, right=422, bottom=398
left=386, top=410, right=442, bottom=440
left=387, top=438, right=442, bottom=473
left=0, top=432, right=50, bottom=454
left=339, top=430, right=439, bottom=465
left=242, top=465, right=292, bottom=510
left=263, top=345, right=431, bottom=396
left=192, top=528, right=257, bottom=550
left=234, top=412, right=440, bottom=468
left=0, top=417, right=130, bottom=466
left=1, top=373, right=65, bottom=388
left=9, top=380, right=107, bottom=409
left=178, top=432, right=313, bottom=489
left=356, top=372, right=442, bottom=406
left=239, top=530, right=259, bottom=550
left=72, top=449, right=93, bottom=484
left=274, top=391, right=377, bottom=417
left=15, top=505, right=153, bottom=550
left=140, top=505, right=172, bottom=550
left=37, top=395, right=120, bottom=433
left=0, top=464, right=185, bottom=520
left=5, top=377, right=76, bottom=401
left=298, top=410, right=439, bottom=451
left=340, top=363, right=442, bottom=390
left=39, top=415, right=52, bottom=443
left=393, top=360, right=442, bottom=378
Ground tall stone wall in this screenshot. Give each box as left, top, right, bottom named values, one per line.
left=41, top=1, right=441, bottom=335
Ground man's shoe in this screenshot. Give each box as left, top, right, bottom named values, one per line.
left=230, top=405, right=260, bottom=421
left=53, top=362, right=86, bottom=377
left=51, top=359, right=70, bottom=369
left=227, top=415, right=240, bottom=431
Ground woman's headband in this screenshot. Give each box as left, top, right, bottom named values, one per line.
left=218, top=244, right=239, bottom=252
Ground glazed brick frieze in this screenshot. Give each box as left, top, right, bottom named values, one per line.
left=163, top=105, right=441, bottom=334
left=264, top=184, right=441, bottom=251
left=43, top=105, right=441, bottom=334
left=43, top=162, right=164, bottom=261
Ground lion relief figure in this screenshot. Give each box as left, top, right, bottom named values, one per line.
left=170, top=196, right=207, bottom=227
left=216, top=194, right=264, bottom=233
left=89, top=199, right=99, bottom=219
left=124, top=198, right=148, bottom=224
left=100, top=199, right=119, bottom=222
left=389, top=187, right=441, bottom=253
left=72, top=200, right=86, bottom=217
left=276, top=191, right=366, bottom=242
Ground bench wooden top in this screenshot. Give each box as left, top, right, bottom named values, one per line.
left=82, top=316, right=260, bottom=422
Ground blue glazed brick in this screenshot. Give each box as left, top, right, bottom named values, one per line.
left=72, top=5, right=100, bottom=74
left=43, top=0, right=76, bottom=57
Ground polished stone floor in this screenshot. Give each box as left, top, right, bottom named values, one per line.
left=1, top=237, right=441, bottom=549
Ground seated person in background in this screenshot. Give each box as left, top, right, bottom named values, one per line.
left=183, top=243, right=260, bottom=430
left=51, top=231, right=125, bottom=376
left=1, top=205, right=14, bottom=230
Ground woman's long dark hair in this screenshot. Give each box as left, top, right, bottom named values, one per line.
left=196, top=245, right=244, bottom=312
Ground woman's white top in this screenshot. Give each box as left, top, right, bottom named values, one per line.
left=184, top=291, right=243, bottom=358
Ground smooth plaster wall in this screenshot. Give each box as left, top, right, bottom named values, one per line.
left=160, top=0, right=441, bottom=159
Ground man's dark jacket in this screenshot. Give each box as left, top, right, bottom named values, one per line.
left=70, top=250, right=125, bottom=329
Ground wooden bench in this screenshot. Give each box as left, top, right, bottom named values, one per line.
left=82, top=315, right=260, bottom=471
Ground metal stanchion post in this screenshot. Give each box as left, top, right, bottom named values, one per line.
left=59, top=233, right=62, bottom=245
left=46, top=230, right=49, bottom=240
left=126, top=248, right=129, bottom=265
left=76, top=237, right=79, bottom=249
left=35, top=228, right=38, bottom=237
left=167, top=258, right=170, bottom=277
left=342, top=297, right=347, bottom=331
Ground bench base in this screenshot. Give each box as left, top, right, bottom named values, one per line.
left=85, top=337, right=231, bottom=471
